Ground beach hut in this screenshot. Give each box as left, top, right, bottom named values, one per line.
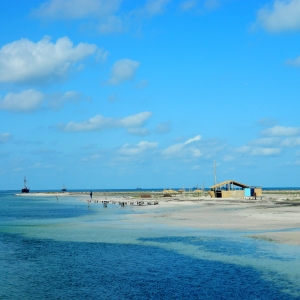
left=209, top=180, right=262, bottom=198
left=163, top=189, right=178, bottom=197
left=193, top=189, right=202, bottom=195
left=177, top=188, right=185, bottom=194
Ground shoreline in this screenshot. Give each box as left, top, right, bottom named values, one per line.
left=15, top=190, right=300, bottom=246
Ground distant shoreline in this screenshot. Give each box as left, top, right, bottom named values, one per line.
left=13, top=190, right=300, bottom=246
left=7, top=186, right=300, bottom=194
left=15, top=189, right=300, bottom=197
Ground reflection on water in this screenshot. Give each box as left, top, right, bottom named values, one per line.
left=0, top=193, right=300, bottom=299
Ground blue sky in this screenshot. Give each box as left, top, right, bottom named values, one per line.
left=1, top=0, right=300, bottom=190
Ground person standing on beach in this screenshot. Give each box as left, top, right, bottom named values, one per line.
left=90, top=191, right=92, bottom=199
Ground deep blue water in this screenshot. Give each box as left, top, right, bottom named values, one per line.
left=0, top=192, right=300, bottom=299
left=0, top=233, right=296, bottom=300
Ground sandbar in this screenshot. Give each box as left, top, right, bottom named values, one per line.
left=16, top=190, right=300, bottom=245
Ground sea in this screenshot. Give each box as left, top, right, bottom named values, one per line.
left=1, top=190, right=300, bottom=300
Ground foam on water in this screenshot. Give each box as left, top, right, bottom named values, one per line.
left=1, top=193, right=300, bottom=299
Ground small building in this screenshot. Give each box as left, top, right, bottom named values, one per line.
left=208, top=180, right=262, bottom=198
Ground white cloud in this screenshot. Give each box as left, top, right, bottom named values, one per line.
left=61, top=115, right=112, bottom=132
left=256, top=0, right=300, bottom=32
left=119, top=111, right=150, bottom=127
left=108, top=59, right=140, bottom=85
left=179, top=0, right=223, bottom=12
left=155, top=122, right=171, bottom=134
left=162, top=143, right=185, bottom=156
left=191, top=165, right=202, bottom=170
left=0, top=90, right=44, bottom=112
left=48, top=91, right=85, bottom=110
left=184, top=134, right=202, bottom=145
left=0, top=90, right=87, bottom=112
left=286, top=56, right=300, bottom=67
left=249, top=137, right=280, bottom=146
left=223, top=155, right=235, bottom=162
left=32, top=0, right=121, bottom=19
left=237, top=125, right=300, bottom=158
left=236, top=145, right=281, bottom=156
left=98, top=15, right=125, bottom=34
left=236, top=145, right=251, bottom=153
left=145, top=0, right=171, bottom=15
left=0, top=36, right=102, bottom=84
left=258, top=118, right=278, bottom=127
left=180, top=0, right=198, bottom=11
left=33, top=0, right=126, bottom=34
left=234, top=123, right=300, bottom=159
left=81, top=154, right=102, bottom=162
left=0, top=133, right=12, bottom=143
left=251, top=147, right=282, bottom=156
left=281, top=137, right=300, bottom=146
left=135, top=79, right=149, bottom=89
left=29, top=162, right=55, bottom=169
left=60, top=111, right=152, bottom=132
left=204, top=0, right=220, bottom=10
left=162, top=135, right=202, bottom=158
left=119, top=141, right=158, bottom=156
left=108, top=94, right=119, bottom=102
left=262, top=125, right=300, bottom=137
left=127, top=128, right=150, bottom=136
left=190, top=147, right=202, bottom=157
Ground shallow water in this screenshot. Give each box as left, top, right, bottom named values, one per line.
left=1, top=192, right=300, bottom=299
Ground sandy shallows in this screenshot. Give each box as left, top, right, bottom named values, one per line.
left=16, top=191, right=300, bottom=245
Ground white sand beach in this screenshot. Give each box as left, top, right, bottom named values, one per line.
left=17, top=190, right=300, bottom=245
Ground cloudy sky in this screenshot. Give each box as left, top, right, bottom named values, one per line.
left=1, top=0, right=300, bottom=190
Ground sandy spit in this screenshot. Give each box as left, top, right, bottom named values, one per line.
left=15, top=191, right=300, bottom=245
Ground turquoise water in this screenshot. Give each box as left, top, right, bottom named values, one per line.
left=1, top=192, right=300, bottom=299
